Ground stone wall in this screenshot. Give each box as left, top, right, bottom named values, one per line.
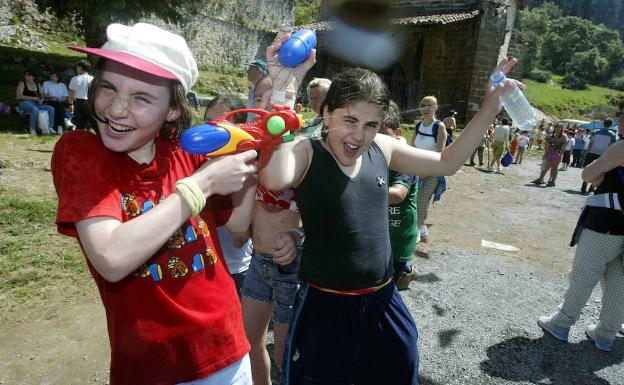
left=315, top=0, right=516, bottom=123
left=412, top=21, right=479, bottom=119
left=464, top=1, right=513, bottom=120
left=179, top=0, right=293, bottom=71
left=0, top=0, right=293, bottom=73
left=0, top=0, right=80, bottom=50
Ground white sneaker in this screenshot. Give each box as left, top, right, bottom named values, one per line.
left=537, top=315, right=570, bottom=342
left=56, top=126, right=63, bottom=135
left=64, top=118, right=76, bottom=130
left=419, top=225, right=428, bottom=242
left=586, top=324, right=614, bottom=352
left=487, top=166, right=494, bottom=172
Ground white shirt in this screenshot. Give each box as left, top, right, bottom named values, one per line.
left=217, top=227, right=252, bottom=274
left=413, top=121, right=440, bottom=152
left=69, top=73, right=94, bottom=100
left=491, top=124, right=510, bottom=144
left=565, top=137, right=575, bottom=151
left=42, top=81, right=68, bottom=99
left=517, top=136, right=530, bottom=148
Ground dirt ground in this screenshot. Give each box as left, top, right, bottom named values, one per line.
left=0, top=135, right=591, bottom=384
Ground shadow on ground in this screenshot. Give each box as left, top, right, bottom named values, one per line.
left=563, top=189, right=589, bottom=196
left=480, top=335, right=624, bottom=384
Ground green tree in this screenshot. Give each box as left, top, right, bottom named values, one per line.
left=567, top=48, right=609, bottom=83
left=34, top=0, right=201, bottom=48
left=516, top=3, right=562, bottom=73
left=295, top=0, right=321, bottom=26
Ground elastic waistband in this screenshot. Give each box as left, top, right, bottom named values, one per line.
left=306, top=278, right=392, bottom=296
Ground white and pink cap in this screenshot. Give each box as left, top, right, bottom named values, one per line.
left=69, top=23, right=198, bottom=93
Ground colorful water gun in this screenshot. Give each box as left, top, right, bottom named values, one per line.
left=180, top=105, right=303, bottom=164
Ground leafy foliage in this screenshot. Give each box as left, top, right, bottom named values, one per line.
left=562, top=74, right=588, bottom=90
left=607, top=75, right=624, bottom=91
left=523, top=77, right=621, bottom=119
left=527, top=69, right=551, bottom=83
left=295, top=0, right=321, bottom=26
left=538, top=0, right=624, bottom=39
left=517, top=2, right=624, bottom=88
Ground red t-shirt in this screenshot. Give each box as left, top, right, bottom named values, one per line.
left=52, top=131, right=249, bottom=385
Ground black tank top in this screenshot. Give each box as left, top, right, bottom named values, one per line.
left=294, top=139, right=392, bottom=291
left=21, top=81, right=41, bottom=98
left=584, top=166, right=624, bottom=235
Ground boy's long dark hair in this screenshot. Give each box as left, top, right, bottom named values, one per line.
left=88, top=58, right=193, bottom=140
left=320, top=68, right=390, bottom=141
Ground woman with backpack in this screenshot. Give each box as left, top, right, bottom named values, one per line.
left=412, top=96, right=447, bottom=242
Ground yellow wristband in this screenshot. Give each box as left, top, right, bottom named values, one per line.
left=174, top=177, right=206, bottom=217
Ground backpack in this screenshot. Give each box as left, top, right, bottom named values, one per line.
left=416, top=120, right=453, bottom=146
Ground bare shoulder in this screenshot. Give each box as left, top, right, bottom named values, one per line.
left=374, top=133, right=397, bottom=163
left=292, top=135, right=313, bottom=161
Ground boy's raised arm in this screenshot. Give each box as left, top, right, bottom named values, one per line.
left=381, top=58, right=520, bottom=178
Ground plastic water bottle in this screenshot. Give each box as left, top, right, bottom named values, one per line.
left=490, top=71, right=537, bottom=130
left=279, top=29, right=317, bottom=67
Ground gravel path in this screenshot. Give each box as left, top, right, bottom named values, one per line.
left=405, top=248, right=624, bottom=385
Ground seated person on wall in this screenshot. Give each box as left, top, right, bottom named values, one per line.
left=15, top=69, right=56, bottom=135
left=42, top=70, right=70, bottom=134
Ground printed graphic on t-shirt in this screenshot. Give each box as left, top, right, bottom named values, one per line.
left=389, top=206, right=402, bottom=227
left=121, top=192, right=218, bottom=284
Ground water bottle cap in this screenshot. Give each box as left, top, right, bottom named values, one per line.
left=490, top=71, right=506, bottom=86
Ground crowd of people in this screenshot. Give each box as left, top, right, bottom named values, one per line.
left=14, top=61, right=94, bottom=135
left=38, top=20, right=623, bottom=385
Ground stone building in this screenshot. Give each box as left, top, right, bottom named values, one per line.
left=304, top=0, right=527, bottom=123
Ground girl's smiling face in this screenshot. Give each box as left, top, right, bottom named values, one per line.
left=94, top=60, right=180, bottom=160
left=324, top=101, right=384, bottom=167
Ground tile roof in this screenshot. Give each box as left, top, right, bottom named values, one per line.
left=295, top=10, right=481, bottom=32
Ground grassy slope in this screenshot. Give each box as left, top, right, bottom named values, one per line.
left=523, top=75, right=623, bottom=120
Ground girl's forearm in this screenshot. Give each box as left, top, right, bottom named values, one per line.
left=582, top=141, right=624, bottom=182
left=225, top=175, right=257, bottom=233
left=77, top=192, right=193, bottom=282
left=439, top=103, right=499, bottom=172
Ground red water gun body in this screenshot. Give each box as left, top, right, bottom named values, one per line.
left=180, top=105, right=303, bottom=164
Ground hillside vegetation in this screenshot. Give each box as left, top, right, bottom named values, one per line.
left=523, top=75, right=623, bottom=121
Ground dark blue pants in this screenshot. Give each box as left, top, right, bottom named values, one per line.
left=283, top=282, right=419, bottom=385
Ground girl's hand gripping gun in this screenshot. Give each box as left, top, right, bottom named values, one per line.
left=180, top=105, right=303, bottom=164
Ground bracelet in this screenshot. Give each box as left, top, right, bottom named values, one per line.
left=174, top=177, right=206, bottom=217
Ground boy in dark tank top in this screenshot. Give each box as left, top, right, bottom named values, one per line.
left=258, top=36, right=520, bottom=382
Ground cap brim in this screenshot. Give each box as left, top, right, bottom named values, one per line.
left=69, top=46, right=178, bottom=81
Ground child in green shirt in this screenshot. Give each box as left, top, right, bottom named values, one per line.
left=379, top=109, right=419, bottom=290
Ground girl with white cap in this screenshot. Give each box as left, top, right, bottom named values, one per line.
left=52, top=23, right=258, bottom=385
